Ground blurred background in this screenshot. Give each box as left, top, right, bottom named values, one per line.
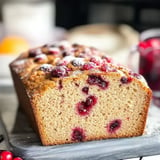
left=0, top=0, right=160, bottom=79
left=0, top=1, right=160, bottom=157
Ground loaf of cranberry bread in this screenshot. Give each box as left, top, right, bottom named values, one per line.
left=10, top=41, right=152, bottom=146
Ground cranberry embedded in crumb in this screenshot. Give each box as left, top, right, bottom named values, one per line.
left=120, top=76, right=132, bottom=84
left=76, top=95, right=97, bottom=116
left=107, top=119, right=122, bottom=133
left=82, top=87, right=89, bottom=94
left=51, top=66, right=68, bottom=77
left=87, top=75, right=109, bottom=90
left=85, top=95, right=97, bottom=106
left=71, top=127, right=85, bottom=142
left=0, top=151, right=13, bottom=160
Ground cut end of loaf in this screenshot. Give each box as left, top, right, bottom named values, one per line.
left=32, top=72, right=151, bottom=145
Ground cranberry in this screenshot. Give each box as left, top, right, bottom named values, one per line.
left=34, top=54, right=47, bottom=62
left=71, top=127, right=85, bottom=142
left=76, top=95, right=97, bottom=116
left=90, top=57, right=100, bottom=65
left=100, top=63, right=117, bottom=72
left=120, top=76, right=132, bottom=84
left=29, top=49, right=42, bottom=57
left=129, top=72, right=142, bottom=79
left=82, top=87, right=89, bottom=94
left=39, top=64, right=53, bottom=72
left=13, top=157, right=23, bottom=160
left=102, top=56, right=113, bottom=63
left=77, top=102, right=87, bottom=116
left=107, top=119, right=122, bottom=133
left=100, top=63, right=108, bottom=72
left=0, top=151, right=13, bottom=160
left=82, top=62, right=96, bottom=70
left=71, top=58, right=84, bottom=67
left=62, top=51, right=70, bottom=57
left=51, top=66, right=68, bottom=77
left=85, top=95, right=97, bottom=106
left=48, top=47, right=60, bottom=55
left=87, top=75, right=109, bottom=90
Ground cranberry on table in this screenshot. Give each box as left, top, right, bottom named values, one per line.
left=0, top=150, right=23, bottom=160
left=0, top=151, right=13, bottom=160
left=13, top=157, right=23, bottom=160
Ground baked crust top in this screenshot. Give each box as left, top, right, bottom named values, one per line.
left=10, top=41, right=149, bottom=94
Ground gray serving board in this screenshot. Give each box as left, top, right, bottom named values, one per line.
left=8, top=105, right=160, bottom=160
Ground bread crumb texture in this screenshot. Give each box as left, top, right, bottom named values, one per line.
left=10, top=41, right=152, bottom=145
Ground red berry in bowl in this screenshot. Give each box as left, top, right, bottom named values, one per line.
left=0, top=151, right=13, bottom=160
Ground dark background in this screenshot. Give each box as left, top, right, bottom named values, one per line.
left=55, top=0, right=160, bottom=31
